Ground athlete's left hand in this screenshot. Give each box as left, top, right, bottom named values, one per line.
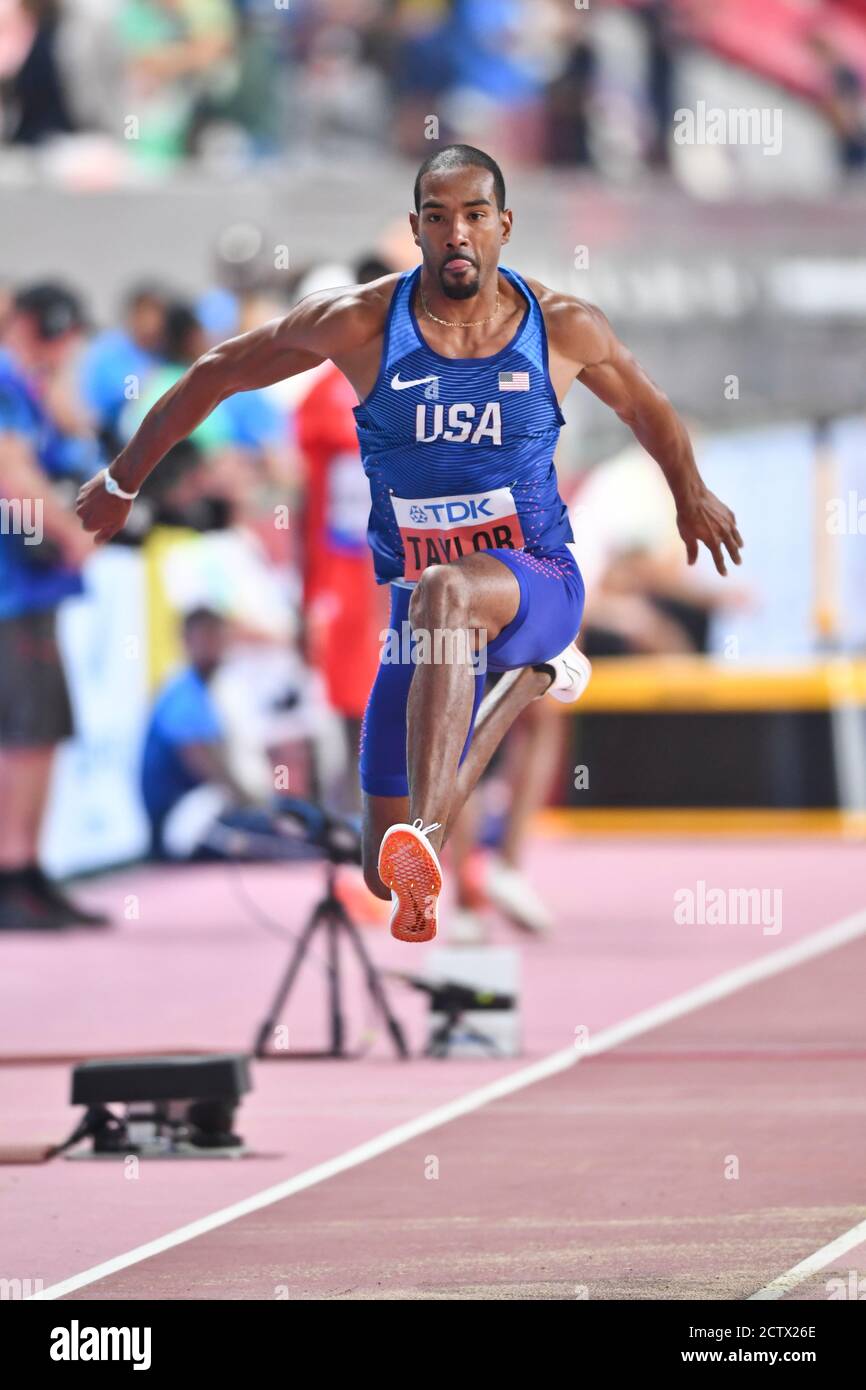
left=676, top=487, right=743, bottom=577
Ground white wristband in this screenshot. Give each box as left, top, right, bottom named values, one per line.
left=103, top=467, right=139, bottom=502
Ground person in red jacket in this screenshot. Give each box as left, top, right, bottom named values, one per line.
left=294, top=256, right=392, bottom=811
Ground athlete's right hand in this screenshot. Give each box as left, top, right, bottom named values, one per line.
left=676, top=484, right=742, bottom=578
left=75, top=469, right=133, bottom=544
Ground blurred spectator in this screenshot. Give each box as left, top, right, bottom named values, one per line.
left=141, top=605, right=246, bottom=856
left=390, top=0, right=456, bottom=156
left=294, top=254, right=391, bottom=812
left=0, top=282, right=14, bottom=335
left=118, top=0, right=236, bottom=166
left=79, top=281, right=169, bottom=456
left=445, top=0, right=548, bottom=161
left=297, top=21, right=389, bottom=157
left=135, top=436, right=216, bottom=532
left=55, top=0, right=125, bottom=138
left=810, top=30, right=866, bottom=172
left=545, top=9, right=595, bottom=167
left=141, top=605, right=358, bottom=866
left=187, top=0, right=286, bottom=160
left=3, top=0, right=866, bottom=188
left=638, top=0, right=677, bottom=170
left=1, top=0, right=75, bottom=144
left=119, top=299, right=282, bottom=465
left=0, top=281, right=108, bottom=930
left=195, top=285, right=240, bottom=343
left=0, top=0, right=125, bottom=143
left=571, top=444, right=746, bottom=657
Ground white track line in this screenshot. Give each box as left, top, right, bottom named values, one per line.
left=30, top=905, right=866, bottom=1301
left=749, top=1216, right=866, bottom=1300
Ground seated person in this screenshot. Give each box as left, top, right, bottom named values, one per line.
left=141, top=606, right=360, bottom=864
left=141, top=606, right=241, bottom=858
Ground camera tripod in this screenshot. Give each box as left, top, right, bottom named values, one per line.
left=252, top=859, right=409, bottom=1060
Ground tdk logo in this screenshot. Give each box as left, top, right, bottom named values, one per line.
left=422, top=499, right=494, bottom=524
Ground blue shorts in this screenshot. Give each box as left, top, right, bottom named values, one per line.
left=359, top=545, right=585, bottom=798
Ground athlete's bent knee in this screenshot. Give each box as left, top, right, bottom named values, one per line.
left=409, top=564, right=470, bottom=627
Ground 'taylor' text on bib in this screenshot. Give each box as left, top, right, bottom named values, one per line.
left=390, top=487, right=525, bottom=582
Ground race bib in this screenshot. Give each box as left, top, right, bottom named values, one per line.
left=391, top=487, right=525, bottom=581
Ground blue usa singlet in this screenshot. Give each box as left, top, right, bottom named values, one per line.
left=352, top=264, right=574, bottom=585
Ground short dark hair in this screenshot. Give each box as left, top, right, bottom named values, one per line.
left=355, top=254, right=394, bottom=285
left=14, top=282, right=86, bottom=339
left=414, top=145, right=506, bottom=213
left=183, top=606, right=224, bottom=634
left=163, top=302, right=201, bottom=361
left=124, top=280, right=169, bottom=314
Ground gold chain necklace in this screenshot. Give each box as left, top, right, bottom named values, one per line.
left=420, top=283, right=501, bottom=329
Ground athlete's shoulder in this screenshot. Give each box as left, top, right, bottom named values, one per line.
left=292, top=273, right=403, bottom=348
left=279, top=271, right=408, bottom=364
left=520, top=275, right=614, bottom=369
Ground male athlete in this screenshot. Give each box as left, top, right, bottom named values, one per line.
left=76, top=145, right=742, bottom=943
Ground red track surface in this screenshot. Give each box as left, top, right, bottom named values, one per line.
left=2, top=837, right=865, bottom=1300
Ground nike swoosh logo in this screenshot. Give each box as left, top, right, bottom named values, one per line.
left=391, top=373, right=438, bottom=391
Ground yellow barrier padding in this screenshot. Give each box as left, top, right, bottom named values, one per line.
left=560, top=656, right=866, bottom=712
left=142, top=526, right=198, bottom=692
left=536, top=808, right=866, bottom=838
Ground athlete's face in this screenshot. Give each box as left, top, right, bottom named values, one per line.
left=411, top=168, right=512, bottom=300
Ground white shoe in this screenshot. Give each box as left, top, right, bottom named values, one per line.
left=486, top=858, right=553, bottom=936
left=446, top=908, right=488, bottom=946
left=539, top=641, right=592, bottom=704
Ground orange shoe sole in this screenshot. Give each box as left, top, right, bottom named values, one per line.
left=378, top=826, right=442, bottom=943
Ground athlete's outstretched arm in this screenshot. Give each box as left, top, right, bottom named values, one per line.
left=75, top=285, right=381, bottom=541
left=567, top=301, right=743, bottom=576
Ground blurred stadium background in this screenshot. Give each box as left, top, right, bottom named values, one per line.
left=3, top=0, right=866, bottom=882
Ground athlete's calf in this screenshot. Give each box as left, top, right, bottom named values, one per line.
left=405, top=554, right=521, bottom=853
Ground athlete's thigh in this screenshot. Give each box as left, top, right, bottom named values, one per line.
left=485, top=546, right=585, bottom=670
left=444, top=550, right=523, bottom=641
left=362, top=792, right=408, bottom=898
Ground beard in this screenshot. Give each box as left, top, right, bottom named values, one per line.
left=438, top=264, right=482, bottom=300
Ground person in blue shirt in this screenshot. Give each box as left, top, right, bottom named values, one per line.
left=0, top=283, right=108, bottom=931
left=141, top=607, right=362, bottom=866
left=119, top=302, right=282, bottom=458
left=142, top=607, right=246, bottom=857
left=78, top=283, right=168, bottom=455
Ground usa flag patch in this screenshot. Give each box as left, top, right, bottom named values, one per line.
left=498, top=370, right=530, bottom=392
